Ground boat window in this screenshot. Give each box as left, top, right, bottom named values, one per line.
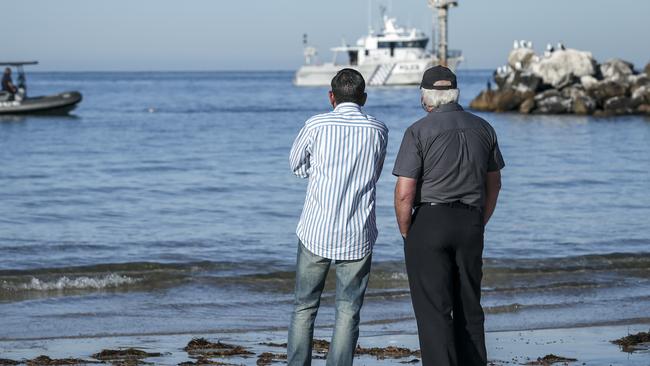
left=378, top=39, right=428, bottom=49
left=348, top=50, right=359, bottom=66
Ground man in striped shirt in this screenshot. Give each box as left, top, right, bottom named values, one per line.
left=287, top=69, right=388, bottom=366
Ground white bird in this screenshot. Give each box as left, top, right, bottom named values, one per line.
left=520, top=40, right=526, bottom=49
left=513, top=40, right=519, bottom=49
left=527, top=41, right=533, bottom=49
left=557, top=42, right=566, bottom=50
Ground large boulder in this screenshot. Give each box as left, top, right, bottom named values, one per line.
left=494, top=70, right=511, bottom=90
left=603, top=96, right=634, bottom=114
left=534, top=89, right=572, bottom=114
left=519, top=97, right=536, bottom=114
left=580, top=75, right=599, bottom=89
left=562, top=86, right=597, bottom=115
left=508, top=48, right=538, bottom=70
left=492, top=89, right=525, bottom=112
left=573, top=95, right=597, bottom=115
left=507, top=71, right=542, bottom=93
left=530, top=48, right=597, bottom=88
left=600, top=59, right=634, bottom=81
left=631, top=85, right=650, bottom=106
left=586, top=80, right=628, bottom=102
left=629, top=74, right=650, bottom=94
left=469, top=90, right=496, bottom=111
left=638, top=104, right=650, bottom=114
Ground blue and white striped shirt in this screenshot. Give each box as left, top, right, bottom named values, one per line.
left=290, top=102, right=388, bottom=260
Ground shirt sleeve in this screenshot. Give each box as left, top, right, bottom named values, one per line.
left=487, top=138, right=505, bottom=172
left=392, top=127, right=422, bottom=178
left=289, top=124, right=313, bottom=178
left=374, top=129, right=389, bottom=180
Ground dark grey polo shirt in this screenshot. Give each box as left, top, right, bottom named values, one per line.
left=392, top=103, right=505, bottom=208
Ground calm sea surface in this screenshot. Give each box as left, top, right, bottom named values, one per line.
left=1, top=71, right=649, bottom=341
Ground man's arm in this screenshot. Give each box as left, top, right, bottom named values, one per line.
left=374, top=130, right=389, bottom=180
left=483, top=170, right=502, bottom=225
left=394, top=176, right=417, bottom=238
left=289, top=126, right=312, bottom=178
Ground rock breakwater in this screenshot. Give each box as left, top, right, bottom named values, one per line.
left=470, top=42, right=650, bottom=116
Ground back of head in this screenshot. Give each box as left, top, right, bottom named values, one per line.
left=331, top=68, right=366, bottom=105
left=4, top=68, right=10, bottom=75
left=419, top=66, right=459, bottom=111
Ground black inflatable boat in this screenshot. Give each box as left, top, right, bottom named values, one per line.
left=0, top=91, right=82, bottom=115
left=0, top=61, right=83, bottom=115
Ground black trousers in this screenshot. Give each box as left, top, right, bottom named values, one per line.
left=404, top=205, right=487, bottom=366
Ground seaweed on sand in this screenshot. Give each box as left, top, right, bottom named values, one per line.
left=255, top=352, right=287, bottom=366
left=92, top=348, right=162, bottom=364
left=183, top=338, right=253, bottom=357
left=355, top=345, right=421, bottom=360
left=524, top=354, right=578, bottom=365
left=178, top=357, right=243, bottom=366
left=612, top=331, right=650, bottom=352
left=26, top=355, right=101, bottom=365
left=258, top=339, right=330, bottom=354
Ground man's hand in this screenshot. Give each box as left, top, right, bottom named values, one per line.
left=395, top=176, right=417, bottom=239
left=484, top=170, right=502, bottom=225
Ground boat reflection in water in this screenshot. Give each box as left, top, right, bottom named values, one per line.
left=294, top=1, right=463, bottom=87
left=0, top=61, right=82, bottom=115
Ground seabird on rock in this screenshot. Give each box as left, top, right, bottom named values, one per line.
left=513, top=40, right=519, bottom=49
left=557, top=42, right=566, bottom=50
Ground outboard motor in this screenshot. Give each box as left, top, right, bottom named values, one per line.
left=17, top=68, right=27, bottom=97
left=15, top=87, right=25, bottom=102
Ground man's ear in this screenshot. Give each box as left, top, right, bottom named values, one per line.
left=359, top=92, right=368, bottom=106
left=328, top=91, right=337, bottom=108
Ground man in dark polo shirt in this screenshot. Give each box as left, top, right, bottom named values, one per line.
left=393, top=66, right=504, bottom=366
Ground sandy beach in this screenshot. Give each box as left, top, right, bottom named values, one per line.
left=1, top=321, right=648, bottom=365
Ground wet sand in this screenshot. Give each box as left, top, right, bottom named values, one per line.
left=1, top=323, right=649, bottom=365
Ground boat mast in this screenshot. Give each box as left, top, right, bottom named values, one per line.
left=428, top=0, right=458, bottom=67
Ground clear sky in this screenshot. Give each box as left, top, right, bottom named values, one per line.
left=3, top=0, right=649, bottom=71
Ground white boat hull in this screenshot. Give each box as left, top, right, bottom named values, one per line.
left=294, top=57, right=462, bottom=87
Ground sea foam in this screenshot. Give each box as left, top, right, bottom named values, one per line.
left=16, top=273, right=138, bottom=291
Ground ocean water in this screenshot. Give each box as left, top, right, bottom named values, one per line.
left=1, top=71, right=649, bottom=342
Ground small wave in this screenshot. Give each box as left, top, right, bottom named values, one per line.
left=527, top=178, right=608, bottom=188
left=5, top=274, right=138, bottom=291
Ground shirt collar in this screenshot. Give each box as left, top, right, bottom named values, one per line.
left=334, top=102, right=362, bottom=112
left=430, top=102, right=464, bottom=113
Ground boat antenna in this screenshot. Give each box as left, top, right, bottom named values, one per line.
left=368, top=0, right=373, bottom=34
left=428, top=0, right=458, bottom=67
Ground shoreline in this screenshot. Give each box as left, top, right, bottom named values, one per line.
left=1, top=322, right=648, bottom=365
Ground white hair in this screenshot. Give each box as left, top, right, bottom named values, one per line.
left=421, top=88, right=460, bottom=111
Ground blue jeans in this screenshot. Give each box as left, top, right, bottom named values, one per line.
left=287, top=242, right=372, bottom=366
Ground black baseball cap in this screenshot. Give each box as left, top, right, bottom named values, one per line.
left=420, top=65, right=457, bottom=90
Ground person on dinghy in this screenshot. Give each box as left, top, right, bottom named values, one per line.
left=2, top=68, right=17, bottom=99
